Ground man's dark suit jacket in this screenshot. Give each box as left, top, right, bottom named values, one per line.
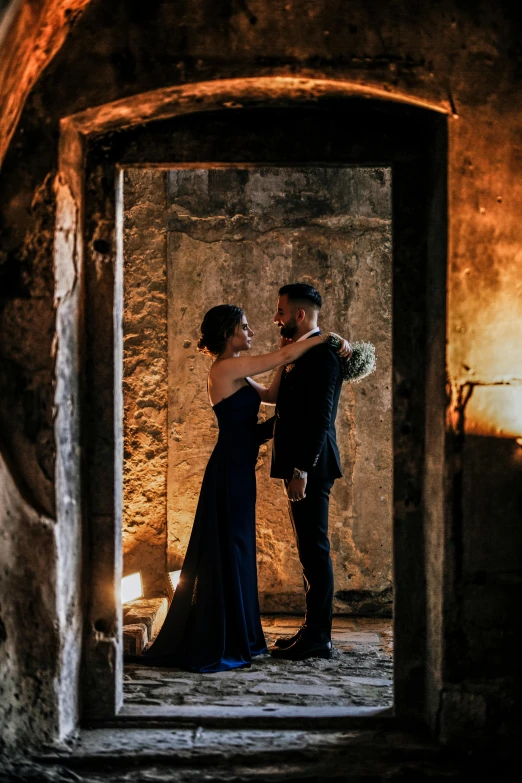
left=259, top=336, right=343, bottom=480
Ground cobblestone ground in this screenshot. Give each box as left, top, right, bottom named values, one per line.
left=124, top=616, right=393, bottom=709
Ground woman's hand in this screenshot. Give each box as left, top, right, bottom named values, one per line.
left=337, top=337, right=352, bottom=358
left=280, top=332, right=351, bottom=357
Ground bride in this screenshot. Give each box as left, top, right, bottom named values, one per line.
left=136, top=304, right=350, bottom=672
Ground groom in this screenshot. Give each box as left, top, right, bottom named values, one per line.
left=269, top=282, right=348, bottom=660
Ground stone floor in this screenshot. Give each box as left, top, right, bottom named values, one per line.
left=5, top=620, right=512, bottom=782
left=124, top=615, right=393, bottom=711
left=7, top=725, right=509, bottom=783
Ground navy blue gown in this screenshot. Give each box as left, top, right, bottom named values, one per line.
left=142, top=381, right=267, bottom=672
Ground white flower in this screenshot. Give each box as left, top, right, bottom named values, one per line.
left=341, top=341, right=376, bottom=383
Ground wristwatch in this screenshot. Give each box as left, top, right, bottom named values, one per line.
left=292, top=468, right=308, bottom=480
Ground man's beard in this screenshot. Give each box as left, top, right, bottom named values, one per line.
left=279, top=319, right=298, bottom=339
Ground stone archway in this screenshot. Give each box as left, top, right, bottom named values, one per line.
left=53, top=76, right=449, bottom=725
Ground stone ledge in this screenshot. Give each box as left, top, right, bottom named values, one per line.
left=334, top=587, right=393, bottom=617
left=123, top=597, right=168, bottom=641
left=123, top=624, right=148, bottom=656
left=105, top=704, right=392, bottom=731
left=30, top=726, right=505, bottom=783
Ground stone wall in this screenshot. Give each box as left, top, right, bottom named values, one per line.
left=0, top=453, right=60, bottom=751
left=0, top=1, right=91, bottom=168
left=122, top=170, right=168, bottom=598
left=0, top=0, right=521, bottom=752
left=163, top=166, right=392, bottom=612
left=121, top=166, right=392, bottom=612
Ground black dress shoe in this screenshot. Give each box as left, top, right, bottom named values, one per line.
left=270, top=635, right=332, bottom=661
left=273, top=626, right=305, bottom=649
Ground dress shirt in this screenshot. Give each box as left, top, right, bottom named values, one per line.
left=296, top=327, right=320, bottom=342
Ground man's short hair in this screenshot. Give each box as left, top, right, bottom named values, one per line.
left=279, top=283, right=322, bottom=310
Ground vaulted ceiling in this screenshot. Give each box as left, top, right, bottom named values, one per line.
left=0, top=0, right=91, bottom=169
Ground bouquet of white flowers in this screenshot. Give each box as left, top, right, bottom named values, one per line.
left=341, top=341, right=376, bottom=383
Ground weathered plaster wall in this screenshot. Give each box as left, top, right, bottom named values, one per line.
left=441, top=101, right=522, bottom=746
left=0, top=0, right=521, bottom=751
left=0, top=453, right=59, bottom=751
left=1, top=2, right=520, bottom=515
left=122, top=170, right=168, bottom=598
left=160, top=166, right=392, bottom=612
left=0, top=0, right=90, bottom=169
left=0, top=172, right=56, bottom=517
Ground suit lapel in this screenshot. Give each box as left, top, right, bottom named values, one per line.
left=276, top=330, right=321, bottom=409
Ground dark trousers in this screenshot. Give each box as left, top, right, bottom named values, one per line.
left=287, top=475, right=335, bottom=640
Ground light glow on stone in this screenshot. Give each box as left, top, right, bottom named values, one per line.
left=462, top=385, right=522, bottom=439
left=168, top=570, right=181, bottom=591
left=121, top=571, right=143, bottom=604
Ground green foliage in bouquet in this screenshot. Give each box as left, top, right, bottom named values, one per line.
left=341, top=341, right=376, bottom=383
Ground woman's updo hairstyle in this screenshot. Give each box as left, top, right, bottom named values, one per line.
left=197, top=304, right=244, bottom=357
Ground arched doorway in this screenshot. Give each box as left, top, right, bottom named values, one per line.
left=54, top=77, right=448, bottom=726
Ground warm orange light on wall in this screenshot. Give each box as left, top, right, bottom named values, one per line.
left=464, top=386, right=522, bottom=439
left=168, top=570, right=181, bottom=591
left=121, top=572, right=143, bottom=604
left=450, top=242, right=522, bottom=443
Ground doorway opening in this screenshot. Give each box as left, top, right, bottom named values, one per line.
left=121, top=165, right=393, bottom=713
left=66, top=85, right=447, bottom=725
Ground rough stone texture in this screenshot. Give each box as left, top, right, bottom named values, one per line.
left=122, top=624, right=148, bottom=657
left=124, top=616, right=393, bottom=711
left=53, top=121, right=86, bottom=747
left=73, top=137, right=125, bottom=723
left=0, top=453, right=60, bottom=752
left=123, top=597, right=168, bottom=641
left=0, top=0, right=90, bottom=169
left=161, top=167, right=392, bottom=611
left=0, top=0, right=521, bottom=758
left=3, top=728, right=511, bottom=783
left=0, top=171, right=57, bottom=518
left=122, top=170, right=168, bottom=597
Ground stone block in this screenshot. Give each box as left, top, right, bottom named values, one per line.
left=123, top=597, right=168, bottom=641
left=334, top=587, right=393, bottom=617
left=122, top=169, right=169, bottom=598
left=332, top=632, right=381, bottom=644
left=123, top=624, right=148, bottom=656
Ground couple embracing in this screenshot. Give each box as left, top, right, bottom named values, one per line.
left=140, top=283, right=352, bottom=672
